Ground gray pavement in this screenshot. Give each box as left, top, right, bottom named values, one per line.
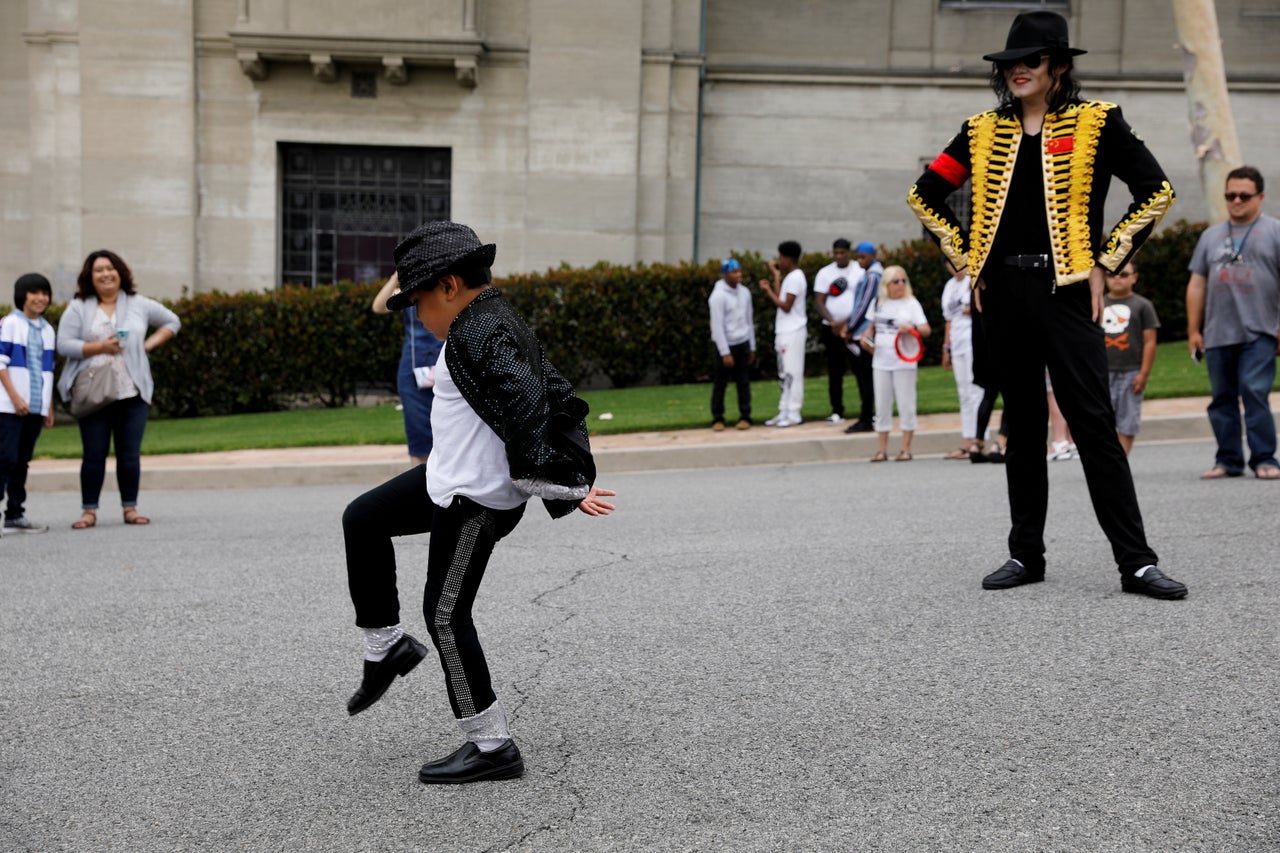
left=2, top=436, right=1277, bottom=852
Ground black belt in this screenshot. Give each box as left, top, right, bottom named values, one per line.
left=1003, top=254, right=1051, bottom=269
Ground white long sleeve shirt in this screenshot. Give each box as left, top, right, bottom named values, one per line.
left=708, top=279, right=756, bottom=356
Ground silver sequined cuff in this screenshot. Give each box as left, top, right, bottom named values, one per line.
left=512, top=477, right=590, bottom=502
left=361, top=623, right=404, bottom=657
left=457, top=699, right=511, bottom=742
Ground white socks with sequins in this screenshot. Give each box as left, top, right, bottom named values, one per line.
left=459, top=700, right=511, bottom=753
left=362, top=624, right=405, bottom=662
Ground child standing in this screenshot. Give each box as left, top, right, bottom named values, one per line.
left=1103, top=261, right=1160, bottom=455
left=861, top=265, right=931, bottom=462
left=0, top=274, right=57, bottom=535
left=341, top=221, right=615, bottom=785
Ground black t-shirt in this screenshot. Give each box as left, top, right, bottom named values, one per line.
left=989, top=132, right=1052, bottom=261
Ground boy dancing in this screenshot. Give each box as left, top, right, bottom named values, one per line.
left=341, top=221, right=615, bottom=784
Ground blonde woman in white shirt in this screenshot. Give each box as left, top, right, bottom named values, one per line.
left=860, top=266, right=931, bottom=461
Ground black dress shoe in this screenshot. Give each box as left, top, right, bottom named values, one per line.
left=418, top=740, right=524, bottom=784
left=982, top=559, right=1044, bottom=590
left=1121, top=568, right=1188, bottom=600
left=347, top=633, right=429, bottom=716
left=844, top=420, right=874, bottom=434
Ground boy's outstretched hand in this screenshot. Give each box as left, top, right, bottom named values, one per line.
left=578, top=486, right=617, bottom=517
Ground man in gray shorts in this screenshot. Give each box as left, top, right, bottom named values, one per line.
left=1102, top=261, right=1160, bottom=455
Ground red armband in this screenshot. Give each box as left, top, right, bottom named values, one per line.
left=928, top=152, right=970, bottom=187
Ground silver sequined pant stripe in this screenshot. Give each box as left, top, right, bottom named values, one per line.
left=432, top=511, right=486, bottom=718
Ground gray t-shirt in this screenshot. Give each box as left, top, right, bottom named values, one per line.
left=1189, top=214, right=1280, bottom=348
left=1103, top=293, right=1159, bottom=373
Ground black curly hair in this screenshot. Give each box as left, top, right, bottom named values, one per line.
left=990, top=52, right=1082, bottom=115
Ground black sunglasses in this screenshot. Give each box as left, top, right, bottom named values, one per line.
left=997, top=53, right=1048, bottom=72
left=1224, top=192, right=1257, bottom=202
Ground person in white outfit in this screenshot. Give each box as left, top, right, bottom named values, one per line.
left=860, top=265, right=931, bottom=461
left=758, top=240, right=808, bottom=427
left=940, top=260, right=984, bottom=458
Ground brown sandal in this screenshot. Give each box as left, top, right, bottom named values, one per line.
left=123, top=508, right=151, bottom=525
left=71, top=510, right=97, bottom=530
left=943, top=446, right=970, bottom=460
left=870, top=450, right=888, bottom=463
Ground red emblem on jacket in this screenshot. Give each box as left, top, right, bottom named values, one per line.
left=1046, top=136, right=1074, bottom=155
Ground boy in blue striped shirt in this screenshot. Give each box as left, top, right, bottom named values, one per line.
left=0, top=273, right=57, bottom=534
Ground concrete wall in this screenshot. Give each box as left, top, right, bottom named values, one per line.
left=2, top=0, right=1277, bottom=301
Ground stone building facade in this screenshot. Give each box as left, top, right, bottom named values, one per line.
left=3, top=0, right=1278, bottom=299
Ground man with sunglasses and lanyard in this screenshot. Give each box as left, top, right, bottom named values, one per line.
left=908, top=11, right=1187, bottom=599
left=1186, top=166, right=1280, bottom=481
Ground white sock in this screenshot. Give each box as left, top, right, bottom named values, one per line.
left=361, top=624, right=404, bottom=662
left=458, top=700, right=511, bottom=753
left=1135, top=565, right=1155, bottom=578
left=1010, top=559, right=1024, bottom=569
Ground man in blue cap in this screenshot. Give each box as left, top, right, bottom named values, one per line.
left=708, top=258, right=755, bottom=430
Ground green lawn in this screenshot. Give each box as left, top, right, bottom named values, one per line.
left=31, top=341, right=1213, bottom=459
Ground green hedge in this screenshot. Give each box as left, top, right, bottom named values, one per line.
left=38, top=220, right=1205, bottom=417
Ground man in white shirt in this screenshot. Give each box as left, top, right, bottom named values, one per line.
left=759, top=240, right=808, bottom=427
left=813, top=238, right=863, bottom=424
left=708, top=259, right=756, bottom=430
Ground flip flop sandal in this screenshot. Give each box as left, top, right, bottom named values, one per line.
left=944, top=447, right=969, bottom=459
left=1256, top=466, right=1280, bottom=480
left=71, top=510, right=96, bottom=530
left=1200, top=466, right=1241, bottom=480
left=895, top=450, right=913, bottom=462
left=870, top=451, right=888, bottom=463
left=123, top=509, right=152, bottom=525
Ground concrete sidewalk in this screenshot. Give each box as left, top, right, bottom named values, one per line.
left=26, top=396, right=1227, bottom=492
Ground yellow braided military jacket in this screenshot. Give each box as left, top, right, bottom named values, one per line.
left=908, top=100, right=1174, bottom=287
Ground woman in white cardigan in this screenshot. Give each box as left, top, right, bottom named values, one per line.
left=57, top=250, right=181, bottom=529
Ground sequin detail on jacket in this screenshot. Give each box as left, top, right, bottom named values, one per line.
left=444, top=288, right=593, bottom=518
left=907, top=100, right=1174, bottom=287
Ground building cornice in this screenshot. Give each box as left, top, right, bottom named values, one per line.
left=227, top=30, right=487, bottom=87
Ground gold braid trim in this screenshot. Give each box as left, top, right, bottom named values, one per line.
left=1042, top=103, right=1106, bottom=285
left=967, top=111, right=1020, bottom=278
left=908, top=184, right=966, bottom=270
left=1099, top=180, right=1175, bottom=270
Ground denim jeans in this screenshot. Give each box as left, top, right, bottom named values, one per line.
left=77, top=395, right=149, bottom=509
left=0, top=412, right=45, bottom=520
left=1205, top=335, right=1279, bottom=474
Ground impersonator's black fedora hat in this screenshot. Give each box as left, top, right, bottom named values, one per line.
left=387, top=221, right=496, bottom=311
left=983, top=11, right=1086, bottom=63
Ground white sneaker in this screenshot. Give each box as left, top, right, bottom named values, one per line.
left=825, top=413, right=844, bottom=424
left=775, top=417, right=802, bottom=428
left=764, top=415, right=784, bottom=426
left=3, top=517, right=48, bottom=534
left=1047, top=440, right=1073, bottom=461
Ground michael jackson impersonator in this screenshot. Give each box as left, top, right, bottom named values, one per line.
left=341, top=221, right=616, bottom=784
left=907, top=11, right=1187, bottom=599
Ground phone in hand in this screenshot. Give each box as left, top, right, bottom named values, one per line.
left=1191, top=346, right=1204, bottom=364
left=115, top=329, right=129, bottom=340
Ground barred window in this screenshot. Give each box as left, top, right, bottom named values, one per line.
left=917, top=158, right=972, bottom=241
left=279, top=143, right=451, bottom=287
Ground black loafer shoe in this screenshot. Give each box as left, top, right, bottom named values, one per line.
left=347, top=633, right=429, bottom=716
left=844, top=420, right=874, bottom=434
left=982, top=559, right=1044, bottom=590
left=418, top=740, right=524, bottom=784
left=1121, top=568, right=1188, bottom=600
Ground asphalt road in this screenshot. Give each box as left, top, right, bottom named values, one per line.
left=2, top=438, right=1276, bottom=852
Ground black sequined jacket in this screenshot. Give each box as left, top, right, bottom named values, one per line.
left=908, top=100, right=1175, bottom=287
left=444, top=287, right=595, bottom=519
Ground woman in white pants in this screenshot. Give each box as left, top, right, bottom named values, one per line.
left=940, top=260, right=984, bottom=458
left=860, top=266, right=931, bottom=461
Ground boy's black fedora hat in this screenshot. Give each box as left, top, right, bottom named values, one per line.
left=388, top=221, right=496, bottom=311
left=983, top=11, right=1086, bottom=63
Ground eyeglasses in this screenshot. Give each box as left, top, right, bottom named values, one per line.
left=887, top=278, right=907, bottom=284
left=1224, top=192, right=1257, bottom=202
left=997, top=53, right=1047, bottom=72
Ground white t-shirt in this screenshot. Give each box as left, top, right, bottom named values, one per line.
left=867, top=296, right=928, bottom=371
left=774, top=269, right=808, bottom=335
left=940, top=274, right=973, bottom=357
left=812, top=261, right=862, bottom=327
left=426, top=343, right=528, bottom=511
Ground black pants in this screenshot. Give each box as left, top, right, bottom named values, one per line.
left=0, top=412, right=45, bottom=520
left=710, top=341, right=752, bottom=423
left=849, top=344, right=875, bottom=425
left=820, top=325, right=861, bottom=418
left=981, top=270, right=1157, bottom=574
left=77, top=395, right=149, bottom=509
left=343, top=465, right=526, bottom=718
